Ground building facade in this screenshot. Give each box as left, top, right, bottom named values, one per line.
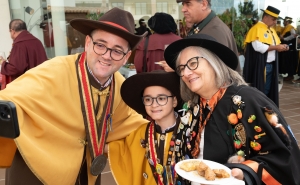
left=0, top=0, right=299, bottom=60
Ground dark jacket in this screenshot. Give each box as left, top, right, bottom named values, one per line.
left=182, top=85, right=300, bottom=185
left=189, top=15, right=241, bottom=74
left=1, top=30, right=47, bottom=83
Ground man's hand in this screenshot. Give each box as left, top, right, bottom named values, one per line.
left=0, top=56, right=5, bottom=64
left=276, top=44, right=289, bottom=52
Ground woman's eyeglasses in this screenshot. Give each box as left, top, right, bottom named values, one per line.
left=176, top=56, right=207, bottom=77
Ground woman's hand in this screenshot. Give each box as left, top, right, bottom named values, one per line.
left=157, top=60, right=174, bottom=72
left=231, top=168, right=244, bottom=180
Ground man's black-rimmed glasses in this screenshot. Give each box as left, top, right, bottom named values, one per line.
left=90, top=36, right=129, bottom=61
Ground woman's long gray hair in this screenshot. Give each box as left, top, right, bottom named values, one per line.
left=177, top=46, right=248, bottom=104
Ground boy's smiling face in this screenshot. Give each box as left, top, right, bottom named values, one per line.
left=143, top=86, right=177, bottom=124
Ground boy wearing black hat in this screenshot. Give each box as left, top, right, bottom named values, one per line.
left=0, top=7, right=149, bottom=185
left=243, top=6, right=289, bottom=107
left=108, top=71, right=190, bottom=185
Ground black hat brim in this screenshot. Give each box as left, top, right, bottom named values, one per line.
left=164, top=34, right=238, bottom=71
left=121, top=71, right=181, bottom=116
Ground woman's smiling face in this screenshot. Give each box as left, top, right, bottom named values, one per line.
left=177, top=47, right=217, bottom=98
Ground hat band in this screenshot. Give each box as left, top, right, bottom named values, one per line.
left=264, top=10, right=279, bottom=18
left=100, top=21, right=129, bottom=32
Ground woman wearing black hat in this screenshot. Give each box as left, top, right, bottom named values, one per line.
left=108, top=71, right=193, bottom=185
left=134, top=13, right=181, bottom=73
left=164, top=33, right=300, bottom=185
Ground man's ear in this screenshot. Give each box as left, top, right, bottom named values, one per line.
left=84, top=35, right=91, bottom=52
left=122, top=50, right=132, bottom=65
left=201, top=0, right=209, bottom=9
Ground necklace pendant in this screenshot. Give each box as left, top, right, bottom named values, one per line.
left=160, top=134, right=165, bottom=140
left=156, top=164, right=164, bottom=175
left=140, top=139, right=146, bottom=148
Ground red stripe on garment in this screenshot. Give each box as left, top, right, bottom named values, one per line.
left=79, top=52, right=100, bottom=156
left=99, top=79, right=113, bottom=153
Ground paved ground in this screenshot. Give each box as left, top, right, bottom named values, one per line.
left=1, top=81, right=300, bottom=185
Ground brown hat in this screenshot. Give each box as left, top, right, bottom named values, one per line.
left=70, top=7, right=146, bottom=49
left=121, top=70, right=182, bottom=116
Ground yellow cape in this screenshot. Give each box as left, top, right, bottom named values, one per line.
left=108, top=123, right=174, bottom=185
left=245, top=22, right=281, bottom=45
left=0, top=53, right=147, bottom=185
left=281, top=24, right=295, bottom=37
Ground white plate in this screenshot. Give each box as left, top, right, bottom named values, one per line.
left=175, top=159, right=234, bottom=184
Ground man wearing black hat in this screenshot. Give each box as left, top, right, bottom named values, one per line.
left=135, top=18, right=152, bottom=37
left=176, top=0, right=242, bottom=74
left=279, top=16, right=298, bottom=82
left=0, top=7, right=148, bottom=185
left=243, top=6, right=289, bottom=107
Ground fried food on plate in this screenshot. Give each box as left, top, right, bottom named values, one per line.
left=180, top=161, right=200, bottom=172
left=196, top=165, right=205, bottom=177
left=204, top=167, right=216, bottom=181
left=198, top=161, right=208, bottom=171
left=213, top=169, right=230, bottom=178
left=180, top=160, right=230, bottom=181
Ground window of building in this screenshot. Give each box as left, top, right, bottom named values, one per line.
left=112, top=3, right=124, bottom=9
left=135, top=3, right=147, bottom=15
left=156, top=2, right=168, bottom=13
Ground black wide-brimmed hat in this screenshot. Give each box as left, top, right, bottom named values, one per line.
left=148, top=13, right=177, bottom=34
left=70, top=7, right=146, bottom=50
left=261, top=6, right=280, bottom=18
left=164, top=34, right=238, bottom=71
left=121, top=70, right=181, bottom=116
